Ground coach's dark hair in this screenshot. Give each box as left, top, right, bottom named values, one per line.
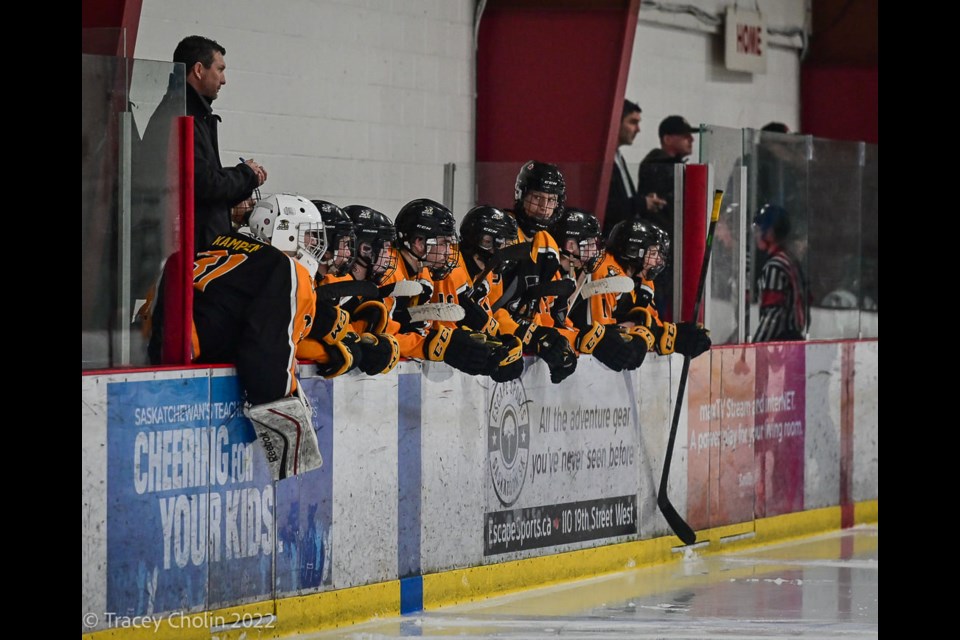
left=173, top=36, right=226, bottom=69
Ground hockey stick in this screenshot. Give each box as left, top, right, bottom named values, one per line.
left=580, top=275, right=634, bottom=298
left=406, top=302, right=466, bottom=323
left=578, top=275, right=634, bottom=301
left=529, top=278, right=577, bottom=299
left=565, top=274, right=635, bottom=319
left=380, top=279, right=423, bottom=298
left=515, top=277, right=576, bottom=319
left=565, top=272, right=589, bottom=315
left=657, top=189, right=724, bottom=546
left=315, top=280, right=380, bottom=301
left=467, top=241, right=533, bottom=301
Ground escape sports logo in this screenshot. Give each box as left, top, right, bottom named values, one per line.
left=487, top=380, right=530, bottom=507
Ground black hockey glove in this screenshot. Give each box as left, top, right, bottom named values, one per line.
left=350, top=300, right=389, bottom=335
left=651, top=322, right=678, bottom=355
left=516, top=323, right=576, bottom=384
left=424, top=326, right=492, bottom=376
left=312, top=300, right=351, bottom=344
left=576, top=323, right=635, bottom=372
left=486, top=334, right=524, bottom=382
left=620, top=326, right=653, bottom=368
left=620, top=309, right=677, bottom=356
left=622, top=324, right=656, bottom=352
left=618, top=305, right=655, bottom=328
left=358, top=333, right=401, bottom=375
left=674, top=322, right=712, bottom=359
left=316, top=331, right=363, bottom=378
left=458, top=295, right=498, bottom=335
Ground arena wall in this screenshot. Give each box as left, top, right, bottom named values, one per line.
left=81, top=339, right=878, bottom=637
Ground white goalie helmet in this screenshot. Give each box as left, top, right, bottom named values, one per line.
left=248, top=194, right=327, bottom=276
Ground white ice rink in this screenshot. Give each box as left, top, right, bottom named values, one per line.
left=305, top=526, right=878, bottom=639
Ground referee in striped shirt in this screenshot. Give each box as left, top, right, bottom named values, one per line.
left=752, top=204, right=809, bottom=342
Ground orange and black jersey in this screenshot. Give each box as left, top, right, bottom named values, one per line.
left=612, top=268, right=663, bottom=328
left=373, top=254, right=435, bottom=359
left=296, top=272, right=356, bottom=366
left=432, top=254, right=503, bottom=336
left=568, top=253, right=627, bottom=329
left=152, top=232, right=316, bottom=405
left=485, top=229, right=579, bottom=349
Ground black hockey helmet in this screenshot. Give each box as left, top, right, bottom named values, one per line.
left=551, top=207, right=605, bottom=273
left=394, top=198, right=460, bottom=280
left=608, top=218, right=670, bottom=280
left=343, top=204, right=399, bottom=284
left=311, top=200, right=356, bottom=276
left=513, top=160, right=566, bottom=235
left=753, top=203, right=791, bottom=240
left=459, top=205, right=519, bottom=266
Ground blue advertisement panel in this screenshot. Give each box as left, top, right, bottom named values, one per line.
left=107, top=376, right=216, bottom=615
left=205, top=374, right=276, bottom=608
left=105, top=373, right=335, bottom=615
left=274, top=377, right=334, bottom=596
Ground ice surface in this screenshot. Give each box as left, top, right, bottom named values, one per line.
left=302, top=526, right=878, bottom=639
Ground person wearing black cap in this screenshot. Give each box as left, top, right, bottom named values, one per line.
left=635, top=115, right=698, bottom=320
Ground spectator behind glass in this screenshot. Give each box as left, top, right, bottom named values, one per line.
left=603, top=99, right=667, bottom=237
left=636, top=114, right=698, bottom=320
left=761, top=122, right=790, bottom=134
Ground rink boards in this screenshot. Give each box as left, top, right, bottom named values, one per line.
left=81, top=340, right=878, bottom=638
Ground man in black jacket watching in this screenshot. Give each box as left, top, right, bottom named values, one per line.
left=148, top=35, right=267, bottom=249
left=602, top=100, right=666, bottom=237
left=635, top=114, right=697, bottom=320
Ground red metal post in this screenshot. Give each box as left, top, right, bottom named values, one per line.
left=681, top=164, right=708, bottom=322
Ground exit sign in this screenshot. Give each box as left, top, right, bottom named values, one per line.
left=725, top=7, right=767, bottom=73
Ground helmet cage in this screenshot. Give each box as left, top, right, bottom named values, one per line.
left=609, top=219, right=670, bottom=280
left=395, top=199, right=459, bottom=278
left=423, top=235, right=460, bottom=280
left=357, top=238, right=399, bottom=285
left=249, top=194, right=327, bottom=276
left=513, top=161, right=566, bottom=232
left=553, top=209, right=604, bottom=273
left=325, top=231, right=357, bottom=276
left=344, top=205, right=399, bottom=284
left=573, top=236, right=606, bottom=274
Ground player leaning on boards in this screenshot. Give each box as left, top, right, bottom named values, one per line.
left=293, top=200, right=400, bottom=379
left=150, top=194, right=327, bottom=481
left=494, top=163, right=580, bottom=383
left=608, top=218, right=712, bottom=359
left=428, top=205, right=528, bottom=382
left=498, top=161, right=647, bottom=379
left=551, top=207, right=646, bottom=372
left=350, top=199, right=502, bottom=376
